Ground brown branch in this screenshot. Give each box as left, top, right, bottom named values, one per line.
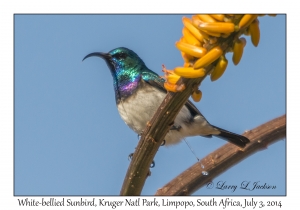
left=120, top=77, right=203, bottom=195
left=155, top=114, right=286, bottom=196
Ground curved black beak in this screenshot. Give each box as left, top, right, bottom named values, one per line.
left=82, top=52, right=111, bottom=62
left=83, top=52, right=115, bottom=72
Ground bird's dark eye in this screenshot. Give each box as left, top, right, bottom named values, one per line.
left=115, top=52, right=127, bottom=60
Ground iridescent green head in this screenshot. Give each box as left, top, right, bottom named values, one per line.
left=83, top=47, right=147, bottom=101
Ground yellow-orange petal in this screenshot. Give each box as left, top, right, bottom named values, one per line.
left=191, top=17, right=210, bottom=40
left=193, top=46, right=223, bottom=69
left=175, top=41, right=207, bottom=58
left=238, top=14, right=258, bottom=29
left=198, top=22, right=235, bottom=34
left=200, top=29, right=221, bottom=37
left=166, top=73, right=180, bottom=84
left=164, top=82, right=185, bottom=92
left=210, top=56, right=228, bottom=81
left=210, top=14, right=225, bottom=22
left=182, top=17, right=204, bottom=43
left=174, top=67, right=205, bottom=78
left=232, top=38, right=246, bottom=65
left=192, top=89, right=202, bottom=102
left=249, top=19, right=260, bottom=47
left=197, top=14, right=217, bottom=23
left=182, top=27, right=201, bottom=46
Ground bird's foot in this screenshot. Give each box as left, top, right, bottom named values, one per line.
left=128, top=153, right=133, bottom=161
left=170, top=125, right=182, bottom=131
left=161, top=140, right=166, bottom=146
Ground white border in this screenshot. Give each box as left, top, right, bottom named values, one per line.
left=1, top=0, right=294, bottom=209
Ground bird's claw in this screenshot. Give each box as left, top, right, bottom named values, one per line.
left=170, top=125, right=182, bottom=131
left=128, top=153, right=134, bottom=161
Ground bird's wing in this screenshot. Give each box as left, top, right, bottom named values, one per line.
left=141, top=70, right=167, bottom=93
left=141, top=70, right=205, bottom=118
left=185, top=100, right=205, bottom=117
left=141, top=70, right=249, bottom=147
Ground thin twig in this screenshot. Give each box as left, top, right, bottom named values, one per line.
left=155, top=115, right=286, bottom=195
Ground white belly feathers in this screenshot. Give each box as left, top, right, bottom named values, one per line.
left=117, top=83, right=218, bottom=145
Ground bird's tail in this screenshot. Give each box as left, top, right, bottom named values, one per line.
left=213, top=126, right=250, bottom=148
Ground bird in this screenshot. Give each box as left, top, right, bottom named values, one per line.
left=83, top=47, right=250, bottom=147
